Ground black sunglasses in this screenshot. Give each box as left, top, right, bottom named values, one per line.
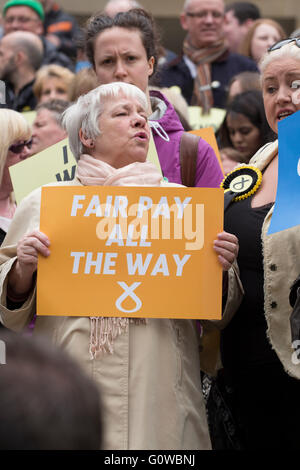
left=268, top=37, right=300, bottom=53
left=9, top=138, right=33, bottom=154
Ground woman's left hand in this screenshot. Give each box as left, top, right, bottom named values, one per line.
left=213, top=231, right=239, bottom=271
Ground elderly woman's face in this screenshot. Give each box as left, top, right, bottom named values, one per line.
left=93, top=27, right=154, bottom=95
left=81, top=93, right=150, bottom=168
left=30, top=109, right=67, bottom=156
left=262, top=57, right=300, bottom=134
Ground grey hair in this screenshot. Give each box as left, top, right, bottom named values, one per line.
left=105, top=0, right=142, bottom=8
left=36, top=99, right=70, bottom=126
left=260, top=41, right=300, bottom=76
left=61, top=82, right=148, bottom=161
left=183, top=0, right=193, bottom=11
left=183, top=0, right=224, bottom=12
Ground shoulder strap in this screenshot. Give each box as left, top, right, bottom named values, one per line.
left=179, top=132, right=200, bottom=187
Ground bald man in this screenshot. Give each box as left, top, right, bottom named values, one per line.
left=0, top=31, right=43, bottom=111
left=104, top=0, right=142, bottom=17
left=158, top=0, right=258, bottom=109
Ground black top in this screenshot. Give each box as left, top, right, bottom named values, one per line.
left=221, top=195, right=280, bottom=373
left=41, top=37, right=75, bottom=72
left=0, top=228, right=6, bottom=246
left=157, top=50, right=258, bottom=108
left=44, top=3, right=79, bottom=58
left=0, top=228, right=6, bottom=328
left=6, top=80, right=37, bottom=112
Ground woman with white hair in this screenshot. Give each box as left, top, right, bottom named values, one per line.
left=0, top=82, right=238, bottom=450
left=208, top=39, right=300, bottom=449
left=0, top=109, right=31, bottom=244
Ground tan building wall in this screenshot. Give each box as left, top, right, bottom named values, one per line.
left=0, top=0, right=298, bottom=22
left=36, top=0, right=300, bottom=26
left=0, top=0, right=299, bottom=53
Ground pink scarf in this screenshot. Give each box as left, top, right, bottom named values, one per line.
left=75, top=154, right=162, bottom=359
left=75, top=154, right=163, bottom=187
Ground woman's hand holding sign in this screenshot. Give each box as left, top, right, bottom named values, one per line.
left=214, top=231, right=239, bottom=271
left=8, top=230, right=50, bottom=299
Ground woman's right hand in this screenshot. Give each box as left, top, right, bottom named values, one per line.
left=8, top=230, right=50, bottom=298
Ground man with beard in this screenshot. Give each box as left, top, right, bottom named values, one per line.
left=0, top=30, right=43, bottom=111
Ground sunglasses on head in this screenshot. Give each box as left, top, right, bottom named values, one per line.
left=268, top=37, right=300, bottom=53
left=9, top=138, right=33, bottom=154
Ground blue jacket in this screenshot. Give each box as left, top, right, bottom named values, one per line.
left=158, top=50, right=258, bottom=109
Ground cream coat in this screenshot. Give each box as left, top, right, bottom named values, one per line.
left=0, top=179, right=215, bottom=450
left=249, top=141, right=300, bottom=378
left=224, top=140, right=300, bottom=379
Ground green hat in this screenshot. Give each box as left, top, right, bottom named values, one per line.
left=3, top=0, right=45, bottom=21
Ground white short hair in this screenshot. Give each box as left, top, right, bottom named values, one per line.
left=183, top=0, right=224, bottom=12
left=104, top=0, right=142, bottom=16
left=183, top=0, right=193, bottom=11
left=260, top=41, right=300, bottom=75
left=105, top=0, right=141, bottom=8
left=61, top=82, right=148, bottom=161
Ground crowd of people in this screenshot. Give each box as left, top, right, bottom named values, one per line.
left=0, top=0, right=299, bottom=452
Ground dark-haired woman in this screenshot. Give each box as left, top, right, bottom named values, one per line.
left=84, top=8, right=223, bottom=188
left=219, top=90, right=276, bottom=165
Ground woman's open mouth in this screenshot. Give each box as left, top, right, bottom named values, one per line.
left=277, top=110, right=294, bottom=121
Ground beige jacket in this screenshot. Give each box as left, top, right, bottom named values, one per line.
left=0, top=179, right=213, bottom=450
left=223, top=140, right=300, bottom=379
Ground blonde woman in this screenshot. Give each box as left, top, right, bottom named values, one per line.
left=33, top=64, right=74, bottom=104
left=67, top=68, right=98, bottom=102
left=0, top=109, right=31, bottom=244
left=240, top=18, right=286, bottom=67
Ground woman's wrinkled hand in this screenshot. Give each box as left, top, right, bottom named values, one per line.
left=8, top=230, right=51, bottom=299
left=213, top=231, right=239, bottom=271
left=16, top=230, right=50, bottom=276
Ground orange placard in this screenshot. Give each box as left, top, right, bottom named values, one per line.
left=189, top=127, right=223, bottom=172
left=37, top=186, right=224, bottom=319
